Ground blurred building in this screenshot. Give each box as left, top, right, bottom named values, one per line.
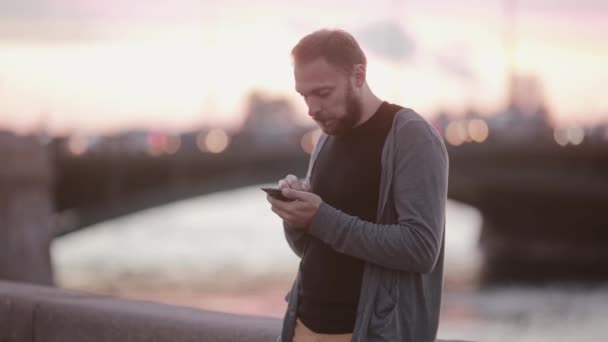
left=486, top=74, right=554, bottom=143
left=234, top=91, right=306, bottom=150
left=240, top=92, right=300, bottom=134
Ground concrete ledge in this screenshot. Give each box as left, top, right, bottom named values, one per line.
left=0, top=280, right=280, bottom=341
left=0, top=280, right=473, bottom=341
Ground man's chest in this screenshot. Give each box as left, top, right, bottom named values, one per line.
left=310, top=139, right=384, bottom=214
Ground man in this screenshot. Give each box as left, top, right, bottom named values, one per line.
left=267, top=29, right=448, bottom=342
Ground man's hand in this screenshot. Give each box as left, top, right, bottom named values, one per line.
left=267, top=175, right=321, bottom=230
left=277, top=174, right=310, bottom=192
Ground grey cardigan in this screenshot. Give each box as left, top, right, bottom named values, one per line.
left=279, top=108, right=449, bottom=342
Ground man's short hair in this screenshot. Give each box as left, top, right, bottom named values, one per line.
left=291, top=29, right=367, bottom=73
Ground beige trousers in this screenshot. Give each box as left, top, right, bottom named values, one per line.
left=293, top=318, right=353, bottom=342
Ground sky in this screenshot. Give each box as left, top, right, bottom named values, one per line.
left=0, top=0, right=607, bottom=135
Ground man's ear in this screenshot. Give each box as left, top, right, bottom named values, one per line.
left=352, top=64, right=366, bottom=88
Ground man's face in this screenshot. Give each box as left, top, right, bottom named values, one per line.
left=294, top=58, right=362, bottom=135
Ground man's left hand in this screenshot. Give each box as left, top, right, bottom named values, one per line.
left=267, top=188, right=322, bottom=230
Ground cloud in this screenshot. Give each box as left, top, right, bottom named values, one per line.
left=0, top=0, right=213, bottom=43
left=0, top=0, right=62, bottom=20
left=0, top=0, right=100, bottom=43
left=434, top=45, right=477, bottom=82
left=0, top=21, right=106, bottom=44
left=524, top=0, right=608, bottom=12
left=354, top=21, right=477, bottom=82
left=355, top=21, right=416, bottom=63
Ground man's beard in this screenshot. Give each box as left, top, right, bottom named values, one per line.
left=319, top=85, right=362, bottom=136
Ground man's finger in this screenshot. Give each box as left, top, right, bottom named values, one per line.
left=282, top=188, right=312, bottom=201
left=285, top=174, right=303, bottom=191
left=302, top=180, right=311, bottom=192
left=269, top=194, right=292, bottom=208
left=271, top=205, right=295, bottom=223
left=278, top=179, right=290, bottom=189
left=271, top=205, right=286, bottom=217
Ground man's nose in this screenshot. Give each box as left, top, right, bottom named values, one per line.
left=307, top=99, right=322, bottom=118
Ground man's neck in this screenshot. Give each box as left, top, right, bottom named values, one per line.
left=355, top=90, right=383, bottom=127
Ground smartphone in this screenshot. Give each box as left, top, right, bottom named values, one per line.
left=261, top=187, right=293, bottom=201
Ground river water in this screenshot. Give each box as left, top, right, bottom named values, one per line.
left=52, top=185, right=607, bottom=341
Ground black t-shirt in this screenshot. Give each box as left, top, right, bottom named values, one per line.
left=297, top=101, right=402, bottom=333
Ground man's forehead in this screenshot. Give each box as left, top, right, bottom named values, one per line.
left=294, top=79, right=334, bottom=95
left=294, top=58, right=340, bottom=76
left=294, top=59, right=343, bottom=93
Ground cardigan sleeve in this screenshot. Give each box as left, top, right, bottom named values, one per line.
left=306, top=119, right=448, bottom=273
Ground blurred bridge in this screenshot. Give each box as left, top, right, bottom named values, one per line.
left=51, top=130, right=608, bottom=283
left=448, top=141, right=608, bottom=282
left=51, top=131, right=311, bottom=236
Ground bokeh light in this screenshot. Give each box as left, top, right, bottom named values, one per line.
left=300, top=129, right=322, bottom=154
left=198, top=129, right=229, bottom=154
left=468, top=119, right=490, bottom=143
left=445, top=121, right=468, bottom=146
left=567, top=127, right=585, bottom=146
left=67, top=135, right=89, bottom=156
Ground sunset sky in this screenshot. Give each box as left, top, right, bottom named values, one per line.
left=0, top=0, right=607, bottom=135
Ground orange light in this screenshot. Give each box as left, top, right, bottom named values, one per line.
left=445, top=121, right=468, bottom=146
left=468, top=119, right=489, bottom=143
left=199, top=129, right=230, bottom=153
left=164, top=135, right=181, bottom=154
left=300, top=129, right=322, bottom=154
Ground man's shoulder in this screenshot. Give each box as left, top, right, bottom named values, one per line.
left=392, top=107, right=443, bottom=145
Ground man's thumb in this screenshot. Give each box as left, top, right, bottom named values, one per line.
left=301, top=180, right=311, bottom=192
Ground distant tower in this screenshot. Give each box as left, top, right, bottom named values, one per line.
left=509, top=75, right=547, bottom=116
left=504, top=0, right=518, bottom=111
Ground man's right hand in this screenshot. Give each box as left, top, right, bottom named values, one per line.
left=270, top=174, right=319, bottom=230
left=277, top=174, right=311, bottom=192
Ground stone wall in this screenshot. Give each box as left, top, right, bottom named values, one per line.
left=0, top=131, right=54, bottom=285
